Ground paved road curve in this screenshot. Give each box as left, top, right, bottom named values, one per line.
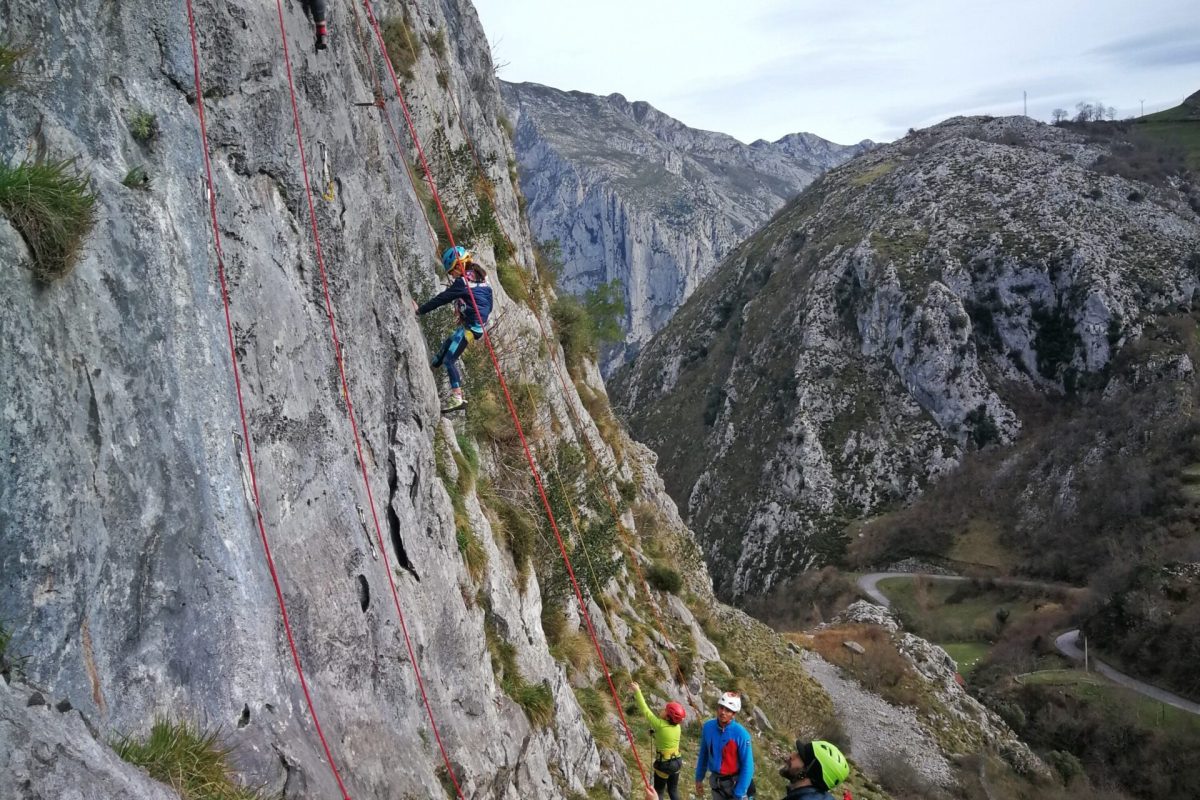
left=1053, top=630, right=1200, bottom=715
left=857, top=572, right=1200, bottom=716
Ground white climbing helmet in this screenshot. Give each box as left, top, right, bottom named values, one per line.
left=717, top=692, right=742, bottom=713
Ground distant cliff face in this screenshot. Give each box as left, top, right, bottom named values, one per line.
left=613, top=115, right=1200, bottom=601
left=502, top=81, right=871, bottom=372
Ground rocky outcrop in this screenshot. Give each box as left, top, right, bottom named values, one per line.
left=613, top=114, right=1200, bottom=600
left=502, top=80, right=871, bottom=371
left=1, top=677, right=179, bottom=800
left=831, top=602, right=1048, bottom=781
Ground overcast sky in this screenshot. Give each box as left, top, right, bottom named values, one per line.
left=472, top=0, right=1199, bottom=145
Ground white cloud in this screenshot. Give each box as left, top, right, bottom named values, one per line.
left=473, top=0, right=1199, bottom=143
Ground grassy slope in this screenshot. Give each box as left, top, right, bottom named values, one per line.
left=1138, top=91, right=1200, bottom=169
left=1019, top=670, right=1200, bottom=736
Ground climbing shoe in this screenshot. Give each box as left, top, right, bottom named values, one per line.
left=441, top=395, right=467, bottom=414
left=314, top=22, right=328, bottom=51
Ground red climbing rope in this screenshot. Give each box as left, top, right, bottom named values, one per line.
left=361, top=1, right=654, bottom=792
left=268, top=4, right=465, bottom=797
left=184, top=2, right=351, bottom=797
left=533, top=311, right=699, bottom=705
left=390, top=8, right=695, bottom=705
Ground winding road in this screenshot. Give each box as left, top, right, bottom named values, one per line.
left=857, top=572, right=1200, bottom=716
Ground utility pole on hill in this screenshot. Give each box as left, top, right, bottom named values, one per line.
left=1140, top=99, right=1145, bottom=117
left=1023, top=91, right=1027, bottom=117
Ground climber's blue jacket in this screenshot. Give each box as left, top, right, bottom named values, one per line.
left=695, top=718, right=754, bottom=797
left=417, top=272, right=492, bottom=331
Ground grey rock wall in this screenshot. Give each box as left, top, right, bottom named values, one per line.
left=1, top=677, right=180, bottom=800
left=502, top=81, right=871, bottom=372
left=0, top=1, right=714, bottom=797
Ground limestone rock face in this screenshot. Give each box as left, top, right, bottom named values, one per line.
left=502, top=81, right=871, bottom=372
left=0, top=1, right=731, bottom=797
left=613, top=115, right=1200, bottom=600
left=0, top=677, right=180, bottom=800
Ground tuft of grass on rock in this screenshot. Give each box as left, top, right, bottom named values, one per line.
left=128, top=109, right=159, bottom=143
left=456, top=525, right=487, bottom=582
left=486, top=618, right=555, bottom=728
left=425, top=29, right=447, bottom=59
left=122, top=165, right=151, bottom=190
left=0, top=41, right=30, bottom=91
left=496, top=261, right=529, bottom=305
left=0, top=157, right=97, bottom=281
left=573, top=685, right=616, bottom=748
left=113, top=719, right=267, bottom=800
left=512, top=680, right=555, bottom=727
left=381, top=16, right=420, bottom=80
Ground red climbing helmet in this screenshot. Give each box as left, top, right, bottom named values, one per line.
left=664, top=702, right=687, bottom=724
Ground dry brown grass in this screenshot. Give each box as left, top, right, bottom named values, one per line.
left=808, top=623, right=928, bottom=709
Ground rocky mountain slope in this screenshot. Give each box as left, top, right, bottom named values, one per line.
left=502, top=80, right=871, bottom=371
left=0, top=2, right=987, bottom=799
left=612, top=114, right=1200, bottom=601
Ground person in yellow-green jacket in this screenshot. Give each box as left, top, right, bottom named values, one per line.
left=631, top=681, right=687, bottom=800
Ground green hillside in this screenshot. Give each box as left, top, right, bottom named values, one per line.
left=1138, top=89, right=1200, bottom=169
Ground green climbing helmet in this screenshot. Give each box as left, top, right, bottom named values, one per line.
left=798, top=740, right=850, bottom=791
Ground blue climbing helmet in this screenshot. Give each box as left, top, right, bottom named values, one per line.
left=441, top=246, right=472, bottom=273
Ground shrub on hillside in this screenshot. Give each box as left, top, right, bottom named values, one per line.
left=1009, top=682, right=1200, bottom=799
left=1083, top=567, right=1200, bottom=701
left=743, top=567, right=864, bottom=630
left=552, top=280, right=626, bottom=372
left=645, top=563, right=682, bottom=594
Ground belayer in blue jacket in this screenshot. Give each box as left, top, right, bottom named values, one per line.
left=695, top=692, right=755, bottom=799
left=416, top=246, right=494, bottom=412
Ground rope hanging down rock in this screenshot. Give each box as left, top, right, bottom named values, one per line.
left=184, top=1, right=352, bottom=797
left=362, top=0, right=655, bottom=792
left=390, top=2, right=698, bottom=708
left=270, top=2, right=469, bottom=796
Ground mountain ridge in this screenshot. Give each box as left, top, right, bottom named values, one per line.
left=613, top=113, right=1200, bottom=601
left=503, top=79, right=872, bottom=371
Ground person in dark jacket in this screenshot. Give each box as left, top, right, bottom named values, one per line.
left=416, top=246, right=493, bottom=411
left=779, top=740, right=850, bottom=800
left=304, top=0, right=328, bottom=50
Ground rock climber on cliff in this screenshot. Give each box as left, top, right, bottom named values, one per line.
left=696, top=691, right=755, bottom=799
left=303, top=0, right=328, bottom=50
left=631, top=681, right=687, bottom=800
left=415, top=246, right=493, bottom=412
